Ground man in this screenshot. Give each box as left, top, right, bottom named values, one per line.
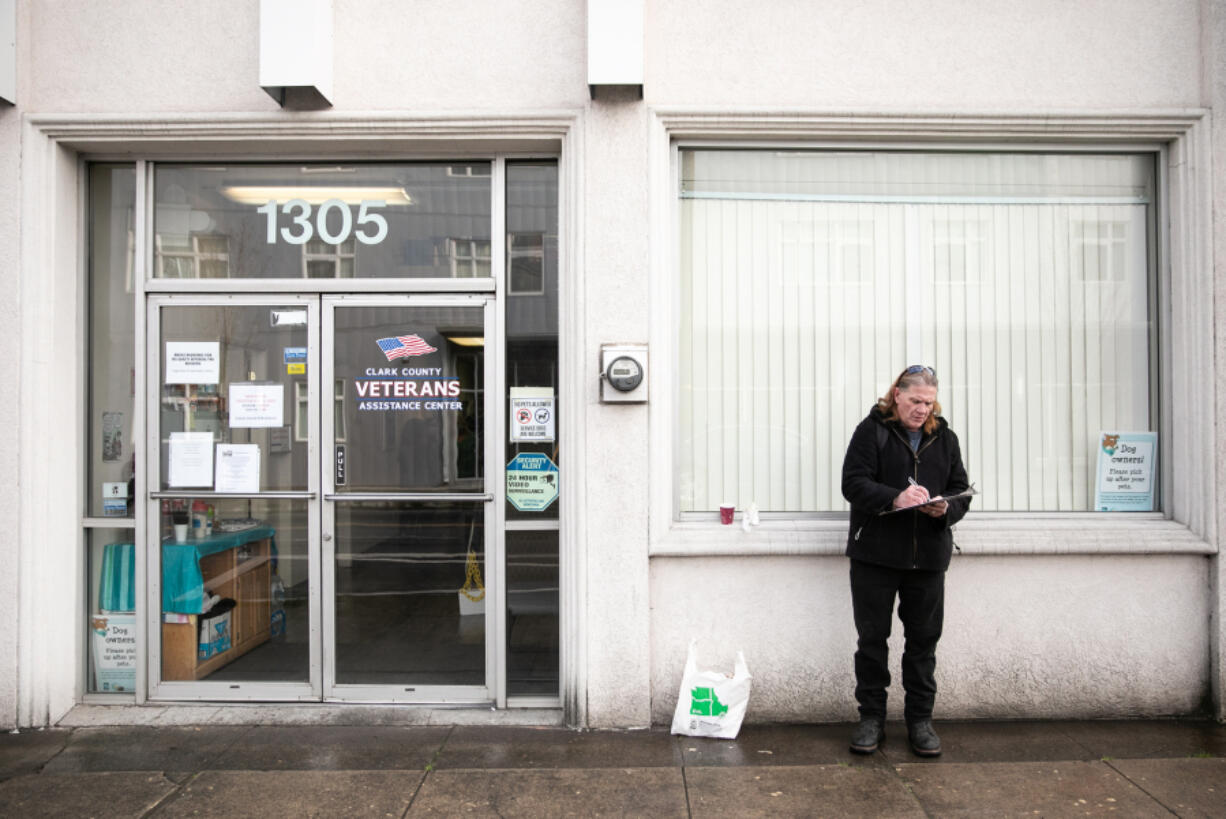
left=840, top=365, right=971, bottom=757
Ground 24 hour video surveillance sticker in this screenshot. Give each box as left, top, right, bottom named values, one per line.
left=506, top=453, right=559, bottom=512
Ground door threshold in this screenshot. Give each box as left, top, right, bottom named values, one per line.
left=58, top=702, right=565, bottom=728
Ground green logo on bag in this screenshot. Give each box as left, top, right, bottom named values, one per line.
left=689, top=687, right=728, bottom=717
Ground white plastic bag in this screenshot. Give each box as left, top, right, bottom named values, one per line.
left=669, top=640, right=752, bottom=739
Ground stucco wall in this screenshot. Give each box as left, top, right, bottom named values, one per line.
left=21, top=1, right=1202, bottom=116
left=651, top=555, right=1212, bottom=725
left=0, top=90, right=20, bottom=731
left=22, top=0, right=588, bottom=113
left=582, top=92, right=652, bottom=727
left=645, top=0, right=1202, bottom=109
left=1207, top=0, right=1226, bottom=721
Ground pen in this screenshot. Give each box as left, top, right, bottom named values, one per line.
left=908, top=477, right=932, bottom=504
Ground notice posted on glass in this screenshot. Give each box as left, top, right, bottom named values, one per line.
left=1094, top=431, right=1156, bottom=512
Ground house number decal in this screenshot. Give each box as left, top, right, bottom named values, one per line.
left=255, top=199, right=389, bottom=246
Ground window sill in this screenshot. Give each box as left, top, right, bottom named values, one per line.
left=650, top=515, right=1214, bottom=558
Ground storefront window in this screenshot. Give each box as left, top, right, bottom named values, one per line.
left=679, top=149, right=1156, bottom=513
left=505, top=162, right=559, bottom=523
left=506, top=161, right=559, bottom=696
left=86, top=156, right=561, bottom=702
left=88, top=529, right=137, bottom=693
left=88, top=165, right=137, bottom=518
left=506, top=530, right=558, bottom=695
left=86, top=164, right=136, bottom=695
left=153, top=163, right=491, bottom=279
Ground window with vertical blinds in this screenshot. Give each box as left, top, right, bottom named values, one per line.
left=678, top=150, right=1156, bottom=514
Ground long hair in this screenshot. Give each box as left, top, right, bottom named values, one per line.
left=877, top=367, right=941, bottom=434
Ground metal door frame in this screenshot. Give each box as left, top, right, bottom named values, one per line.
left=145, top=293, right=322, bottom=702
left=320, top=293, right=502, bottom=704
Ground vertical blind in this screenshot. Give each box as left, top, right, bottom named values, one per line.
left=678, top=150, right=1155, bottom=513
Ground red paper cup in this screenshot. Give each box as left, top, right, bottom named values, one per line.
left=719, top=504, right=735, bottom=525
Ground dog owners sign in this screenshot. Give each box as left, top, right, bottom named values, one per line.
left=1094, top=431, right=1157, bottom=512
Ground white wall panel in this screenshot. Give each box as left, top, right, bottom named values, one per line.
left=0, top=15, right=19, bottom=726
left=23, top=0, right=588, bottom=112
left=646, top=0, right=1200, bottom=109
left=650, top=555, right=1210, bottom=724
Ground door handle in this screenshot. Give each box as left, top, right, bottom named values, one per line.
left=322, top=533, right=333, bottom=542
left=323, top=493, right=494, bottom=502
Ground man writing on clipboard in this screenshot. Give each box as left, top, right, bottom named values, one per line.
left=840, top=365, right=974, bottom=757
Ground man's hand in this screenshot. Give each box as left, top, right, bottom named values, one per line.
left=894, top=484, right=930, bottom=509
left=919, top=499, right=948, bottom=518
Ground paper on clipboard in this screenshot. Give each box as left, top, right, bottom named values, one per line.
left=879, top=485, right=978, bottom=515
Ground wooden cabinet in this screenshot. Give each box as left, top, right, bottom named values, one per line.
left=161, top=537, right=271, bottom=681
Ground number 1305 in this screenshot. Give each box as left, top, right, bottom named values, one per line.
left=256, top=199, right=389, bottom=246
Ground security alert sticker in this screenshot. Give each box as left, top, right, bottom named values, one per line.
left=506, top=452, right=559, bottom=512
left=510, top=387, right=555, bottom=442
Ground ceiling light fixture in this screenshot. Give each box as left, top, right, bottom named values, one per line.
left=221, top=186, right=413, bottom=205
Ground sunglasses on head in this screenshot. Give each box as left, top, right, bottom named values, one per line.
left=903, top=365, right=936, bottom=377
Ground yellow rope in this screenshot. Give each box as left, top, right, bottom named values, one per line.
left=460, top=548, right=485, bottom=602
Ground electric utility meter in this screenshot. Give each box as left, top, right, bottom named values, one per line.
left=606, top=356, right=643, bottom=392
left=600, top=344, right=648, bottom=403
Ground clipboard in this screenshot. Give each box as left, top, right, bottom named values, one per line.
left=879, top=484, right=978, bottom=515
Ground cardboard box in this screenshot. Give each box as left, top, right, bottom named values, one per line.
left=198, top=600, right=235, bottom=660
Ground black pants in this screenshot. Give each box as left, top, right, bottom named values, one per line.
left=849, top=559, right=945, bottom=724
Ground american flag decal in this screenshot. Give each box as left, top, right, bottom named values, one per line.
left=376, top=334, right=437, bottom=360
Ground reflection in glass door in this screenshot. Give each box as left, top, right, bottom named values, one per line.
left=323, top=296, right=495, bottom=701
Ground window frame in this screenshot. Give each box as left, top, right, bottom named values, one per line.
left=644, top=113, right=1212, bottom=561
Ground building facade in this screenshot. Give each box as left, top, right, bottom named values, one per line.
left=1, top=0, right=1224, bottom=729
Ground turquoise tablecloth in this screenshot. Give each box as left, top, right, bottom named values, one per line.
left=98, top=526, right=276, bottom=615
left=99, top=542, right=136, bottom=612
left=162, top=527, right=276, bottom=614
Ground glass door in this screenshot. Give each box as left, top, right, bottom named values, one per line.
left=322, top=295, right=496, bottom=702
left=147, top=295, right=320, bottom=700
left=138, top=158, right=559, bottom=706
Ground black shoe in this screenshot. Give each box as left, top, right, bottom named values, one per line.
left=849, top=718, right=885, bottom=754
left=907, top=719, right=942, bottom=757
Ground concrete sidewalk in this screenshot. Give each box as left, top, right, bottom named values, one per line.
left=0, top=718, right=1223, bottom=817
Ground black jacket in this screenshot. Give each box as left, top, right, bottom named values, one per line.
left=841, top=405, right=971, bottom=571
